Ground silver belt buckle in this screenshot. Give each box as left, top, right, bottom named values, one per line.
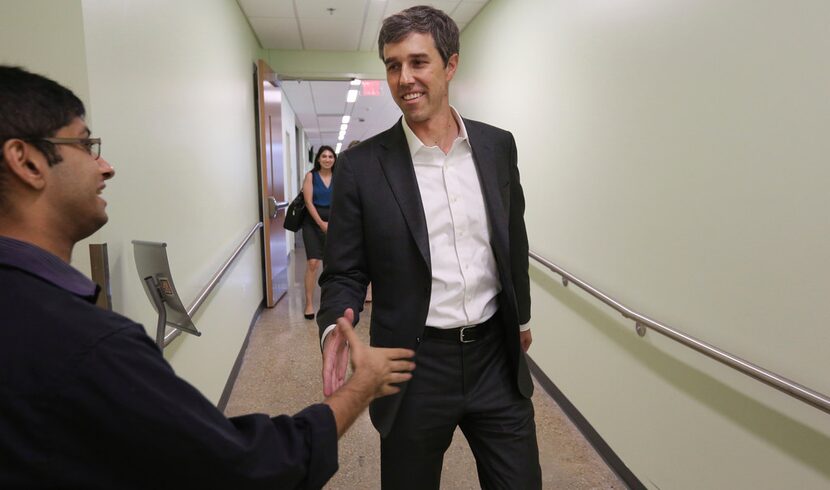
left=459, top=326, right=475, bottom=343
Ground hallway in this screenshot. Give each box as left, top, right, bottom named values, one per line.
left=224, top=247, right=623, bottom=489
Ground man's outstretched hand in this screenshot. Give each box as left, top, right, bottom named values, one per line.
left=322, top=308, right=415, bottom=437
left=339, top=314, right=415, bottom=398
left=322, top=309, right=352, bottom=397
left=322, top=308, right=415, bottom=397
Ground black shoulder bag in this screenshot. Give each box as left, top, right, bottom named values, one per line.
left=283, top=191, right=306, bottom=232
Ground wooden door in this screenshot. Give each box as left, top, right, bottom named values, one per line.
left=256, top=60, right=288, bottom=307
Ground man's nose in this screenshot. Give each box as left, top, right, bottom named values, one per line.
left=400, top=63, right=414, bottom=84
left=98, top=156, right=115, bottom=180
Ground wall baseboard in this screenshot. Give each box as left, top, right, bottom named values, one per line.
left=527, top=356, right=645, bottom=490
left=217, top=300, right=265, bottom=412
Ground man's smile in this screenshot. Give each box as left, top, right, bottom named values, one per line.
left=402, top=92, right=424, bottom=101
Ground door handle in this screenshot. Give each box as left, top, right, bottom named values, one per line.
left=267, top=197, right=290, bottom=219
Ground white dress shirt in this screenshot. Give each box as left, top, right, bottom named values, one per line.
left=402, top=108, right=500, bottom=329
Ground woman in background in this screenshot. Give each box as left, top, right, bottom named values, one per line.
left=301, top=145, right=336, bottom=319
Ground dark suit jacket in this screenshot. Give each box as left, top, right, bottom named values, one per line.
left=318, top=117, right=532, bottom=436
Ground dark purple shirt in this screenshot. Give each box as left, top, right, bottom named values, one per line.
left=0, top=236, right=97, bottom=298
left=0, top=235, right=337, bottom=489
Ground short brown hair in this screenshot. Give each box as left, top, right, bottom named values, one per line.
left=378, top=5, right=459, bottom=67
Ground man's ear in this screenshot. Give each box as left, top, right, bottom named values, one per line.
left=2, top=139, right=48, bottom=191
left=445, top=53, right=459, bottom=82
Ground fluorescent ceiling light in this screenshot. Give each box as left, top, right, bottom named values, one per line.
left=351, top=79, right=362, bottom=86
left=346, top=89, right=358, bottom=103
left=336, top=142, right=342, bottom=153
left=340, top=124, right=348, bottom=131
left=338, top=132, right=345, bottom=141
left=342, top=115, right=351, bottom=123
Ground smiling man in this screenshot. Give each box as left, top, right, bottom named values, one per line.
left=317, top=6, right=542, bottom=489
left=0, top=66, right=415, bottom=489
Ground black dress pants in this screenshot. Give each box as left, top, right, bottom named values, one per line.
left=380, top=319, right=541, bottom=489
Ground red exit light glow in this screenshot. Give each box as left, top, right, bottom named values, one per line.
left=361, top=80, right=381, bottom=96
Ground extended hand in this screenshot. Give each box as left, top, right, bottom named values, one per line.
left=520, top=329, right=532, bottom=352
left=339, top=317, right=415, bottom=399
left=322, top=309, right=352, bottom=396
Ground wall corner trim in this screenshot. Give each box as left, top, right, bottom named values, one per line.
left=217, top=300, right=265, bottom=412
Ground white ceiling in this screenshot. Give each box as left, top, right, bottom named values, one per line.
left=238, top=0, right=489, bottom=51
left=240, top=0, right=490, bottom=153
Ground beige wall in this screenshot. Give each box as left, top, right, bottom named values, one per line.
left=453, top=0, right=830, bottom=488
left=1, top=0, right=266, bottom=404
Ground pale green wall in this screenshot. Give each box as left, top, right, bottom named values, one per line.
left=1, top=0, right=266, bottom=404
left=453, top=0, right=830, bottom=488
left=79, top=0, right=264, bottom=403
left=0, top=0, right=90, bottom=119
left=265, top=49, right=384, bottom=80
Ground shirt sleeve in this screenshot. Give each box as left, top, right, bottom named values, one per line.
left=320, top=323, right=336, bottom=349
left=52, top=323, right=338, bottom=489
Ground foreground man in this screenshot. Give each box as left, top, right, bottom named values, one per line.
left=318, top=6, right=542, bottom=489
left=0, top=65, right=414, bottom=489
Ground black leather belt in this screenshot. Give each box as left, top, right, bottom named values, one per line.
left=423, top=318, right=495, bottom=343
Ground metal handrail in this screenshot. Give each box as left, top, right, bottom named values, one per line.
left=528, top=250, right=830, bottom=415
left=163, top=222, right=263, bottom=346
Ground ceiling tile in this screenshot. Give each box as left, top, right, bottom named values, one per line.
left=346, top=80, right=401, bottom=143
left=301, top=19, right=362, bottom=51
left=296, top=0, right=367, bottom=19
left=366, top=0, right=386, bottom=19
left=317, top=115, right=345, bottom=132
left=249, top=17, right=302, bottom=49
left=310, top=80, right=351, bottom=115
left=238, top=0, right=295, bottom=18
left=280, top=81, right=315, bottom=127
left=359, top=19, right=382, bottom=52
left=384, top=1, right=462, bottom=18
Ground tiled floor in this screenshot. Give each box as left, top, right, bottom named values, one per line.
left=224, top=248, right=624, bottom=489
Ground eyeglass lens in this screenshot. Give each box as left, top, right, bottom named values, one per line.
left=87, top=141, right=101, bottom=159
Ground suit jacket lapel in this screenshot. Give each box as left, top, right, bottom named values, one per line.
left=378, top=120, right=431, bottom=270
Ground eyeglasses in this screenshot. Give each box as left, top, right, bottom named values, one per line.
left=41, top=137, right=102, bottom=160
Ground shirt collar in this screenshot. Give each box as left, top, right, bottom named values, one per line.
left=0, top=236, right=98, bottom=300
left=401, top=106, right=470, bottom=157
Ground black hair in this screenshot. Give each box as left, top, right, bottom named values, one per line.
left=313, top=145, right=337, bottom=172
left=0, top=66, right=85, bottom=207
left=0, top=65, right=86, bottom=167
left=378, top=5, right=460, bottom=66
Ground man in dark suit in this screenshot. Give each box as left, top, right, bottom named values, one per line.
left=0, top=65, right=414, bottom=489
left=318, top=6, right=541, bottom=489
